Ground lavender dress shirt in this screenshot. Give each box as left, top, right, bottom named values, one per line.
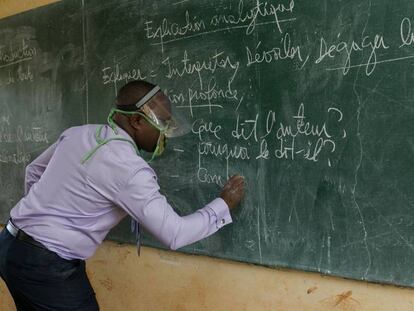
left=10, top=125, right=232, bottom=260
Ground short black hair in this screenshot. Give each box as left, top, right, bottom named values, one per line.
left=116, top=80, right=156, bottom=106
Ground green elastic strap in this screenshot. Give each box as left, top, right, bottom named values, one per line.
left=108, top=108, right=167, bottom=163
left=148, top=136, right=162, bottom=163
left=107, top=109, right=119, bottom=134
left=82, top=108, right=167, bottom=164
left=81, top=124, right=140, bottom=164
left=108, top=108, right=168, bottom=133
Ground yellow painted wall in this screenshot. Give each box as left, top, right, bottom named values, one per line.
left=0, top=0, right=59, bottom=18
left=1, top=239, right=414, bottom=311
left=0, top=1, right=414, bottom=310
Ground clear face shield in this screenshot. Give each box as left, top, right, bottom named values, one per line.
left=107, top=85, right=184, bottom=162
left=138, top=102, right=169, bottom=158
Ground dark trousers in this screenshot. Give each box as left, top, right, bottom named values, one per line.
left=0, top=228, right=99, bottom=311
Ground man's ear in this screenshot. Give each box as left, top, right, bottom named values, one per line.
left=129, top=114, right=143, bottom=131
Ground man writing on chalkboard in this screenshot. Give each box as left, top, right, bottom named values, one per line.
left=0, top=80, right=245, bottom=311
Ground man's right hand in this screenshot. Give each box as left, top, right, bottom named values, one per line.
left=220, top=175, right=245, bottom=210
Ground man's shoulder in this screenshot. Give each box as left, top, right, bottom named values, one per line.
left=55, top=125, right=97, bottom=143
left=87, top=142, right=154, bottom=190
left=107, top=142, right=149, bottom=170
left=90, top=128, right=151, bottom=174
left=61, top=124, right=97, bottom=136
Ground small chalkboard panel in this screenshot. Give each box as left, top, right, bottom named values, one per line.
left=0, top=1, right=85, bottom=221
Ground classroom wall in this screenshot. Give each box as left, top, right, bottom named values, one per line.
left=1, top=1, right=414, bottom=311
left=1, top=238, right=414, bottom=311
left=0, top=0, right=59, bottom=18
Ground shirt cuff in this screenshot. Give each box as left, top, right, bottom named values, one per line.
left=206, top=198, right=233, bottom=229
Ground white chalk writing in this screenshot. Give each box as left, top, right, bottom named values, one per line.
left=316, top=33, right=389, bottom=76
left=246, top=32, right=309, bottom=68
left=0, top=39, right=37, bottom=68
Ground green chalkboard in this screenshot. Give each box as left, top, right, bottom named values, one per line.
left=0, top=1, right=85, bottom=220
left=2, top=0, right=414, bottom=288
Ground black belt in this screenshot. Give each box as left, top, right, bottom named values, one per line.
left=6, top=219, right=48, bottom=250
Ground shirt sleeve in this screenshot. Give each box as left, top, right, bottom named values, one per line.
left=115, top=167, right=232, bottom=250
left=25, top=142, right=58, bottom=195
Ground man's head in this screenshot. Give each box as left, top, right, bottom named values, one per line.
left=113, top=80, right=172, bottom=154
